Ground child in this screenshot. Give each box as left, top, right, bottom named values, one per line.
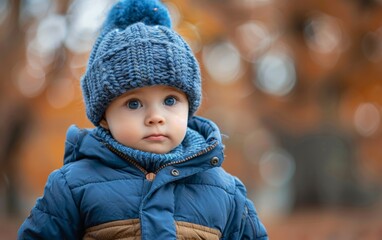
left=18, top=0, right=268, bottom=239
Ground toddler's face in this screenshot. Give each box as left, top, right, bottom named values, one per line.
left=101, top=85, right=189, bottom=154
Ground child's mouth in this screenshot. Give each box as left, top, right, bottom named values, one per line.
left=144, top=134, right=168, bottom=141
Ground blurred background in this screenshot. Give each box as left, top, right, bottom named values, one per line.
left=1, top=0, right=382, bottom=239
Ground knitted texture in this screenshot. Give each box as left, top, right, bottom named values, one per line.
left=81, top=0, right=201, bottom=126
left=96, top=126, right=208, bottom=172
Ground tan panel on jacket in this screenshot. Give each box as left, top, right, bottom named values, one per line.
left=176, top=221, right=221, bottom=240
left=83, top=219, right=221, bottom=240
left=84, top=219, right=141, bottom=240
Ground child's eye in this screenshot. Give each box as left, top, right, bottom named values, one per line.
left=164, top=96, right=177, bottom=106
left=127, top=99, right=142, bottom=109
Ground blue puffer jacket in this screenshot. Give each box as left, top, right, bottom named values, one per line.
left=18, top=116, right=268, bottom=239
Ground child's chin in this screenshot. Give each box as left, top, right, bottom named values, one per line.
left=141, top=146, right=171, bottom=154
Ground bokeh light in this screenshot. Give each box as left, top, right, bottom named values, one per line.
left=166, top=2, right=182, bottom=28
left=255, top=148, right=296, bottom=219
left=254, top=49, right=296, bottom=96
left=304, top=13, right=343, bottom=54
left=21, top=0, right=51, bottom=20
left=303, top=12, right=344, bottom=68
left=15, top=65, right=46, bottom=98
left=26, top=39, right=54, bottom=67
left=235, top=20, right=272, bottom=61
left=176, top=22, right=202, bottom=53
left=65, top=0, right=115, bottom=53
left=354, top=102, right=381, bottom=137
left=259, top=148, right=296, bottom=187
left=202, top=41, right=244, bottom=84
left=36, top=14, right=67, bottom=55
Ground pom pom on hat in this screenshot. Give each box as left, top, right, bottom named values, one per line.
left=103, top=0, right=171, bottom=30
left=81, top=0, right=201, bottom=126
left=88, top=0, right=172, bottom=67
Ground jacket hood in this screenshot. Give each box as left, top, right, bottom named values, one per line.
left=63, top=116, right=224, bottom=170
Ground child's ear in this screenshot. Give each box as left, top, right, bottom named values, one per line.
left=99, top=118, right=109, bottom=129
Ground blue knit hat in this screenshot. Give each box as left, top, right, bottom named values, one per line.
left=81, top=0, right=201, bottom=126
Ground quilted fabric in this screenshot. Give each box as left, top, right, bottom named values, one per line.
left=18, top=116, right=268, bottom=239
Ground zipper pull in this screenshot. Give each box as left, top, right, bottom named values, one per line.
left=146, top=172, right=156, bottom=181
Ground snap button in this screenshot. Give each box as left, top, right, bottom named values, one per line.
left=171, top=169, right=180, bottom=177
left=210, top=157, right=219, bottom=166
left=146, top=173, right=156, bottom=181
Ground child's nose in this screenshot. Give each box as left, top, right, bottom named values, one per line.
left=145, top=108, right=165, bottom=126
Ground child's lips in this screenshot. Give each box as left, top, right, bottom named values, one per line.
left=144, top=134, right=168, bottom=141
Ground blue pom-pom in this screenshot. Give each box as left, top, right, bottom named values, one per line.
left=102, top=0, right=171, bottom=34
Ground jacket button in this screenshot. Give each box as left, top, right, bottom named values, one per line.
left=210, top=157, right=219, bottom=166
left=171, top=169, right=180, bottom=176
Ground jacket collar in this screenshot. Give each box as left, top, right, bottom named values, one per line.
left=63, top=116, right=224, bottom=171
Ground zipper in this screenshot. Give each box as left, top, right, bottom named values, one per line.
left=152, top=141, right=218, bottom=174
left=106, top=145, right=148, bottom=175
left=105, top=140, right=219, bottom=179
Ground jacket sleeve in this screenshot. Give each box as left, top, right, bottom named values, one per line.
left=241, top=198, right=268, bottom=239
left=18, top=169, right=83, bottom=239
left=225, top=178, right=268, bottom=240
